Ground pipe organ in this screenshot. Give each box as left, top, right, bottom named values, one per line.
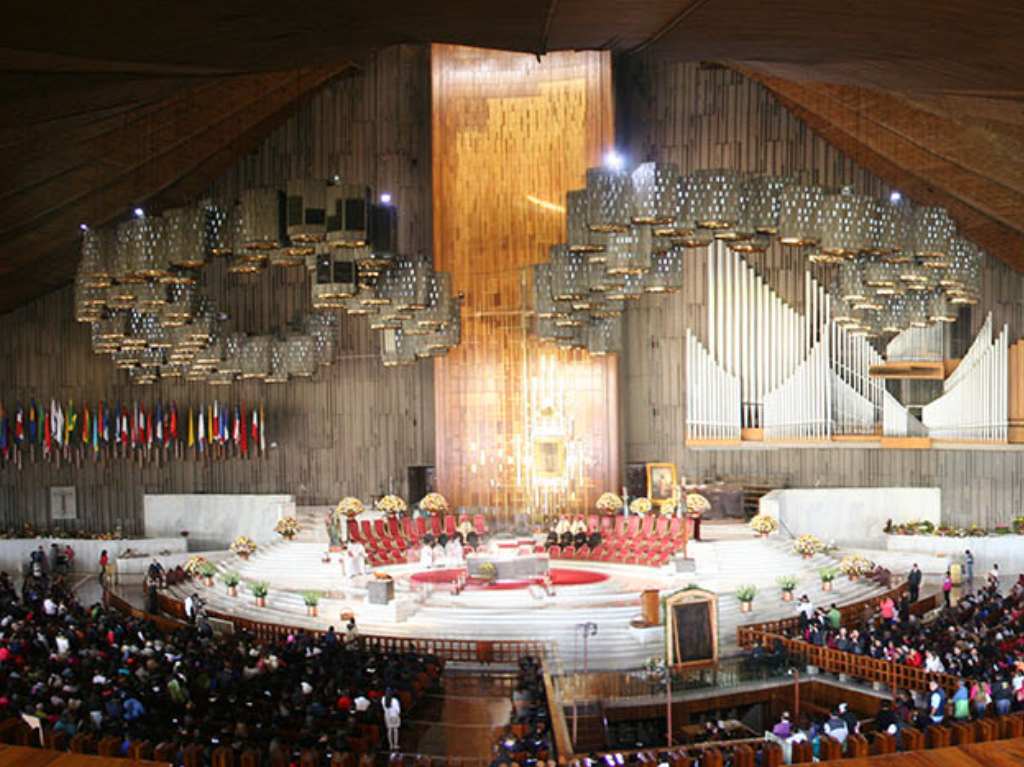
left=922, top=314, right=1008, bottom=442
left=883, top=390, right=928, bottom=438
left=886, top=324, right=945, bottom=362
left=690, top=243, right=883, bottom=443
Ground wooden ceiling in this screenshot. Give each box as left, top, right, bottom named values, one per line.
left=1, top=1, right=1021, bottom=313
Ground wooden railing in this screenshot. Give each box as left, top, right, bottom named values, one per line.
left=735, top=580, right=911, bottom=642
left=736, top=629, right=966, bottom=695
left=104, top=586, right=548, bottom=665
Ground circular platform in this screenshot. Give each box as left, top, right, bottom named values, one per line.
left=410, top=566, right=609, bottom=589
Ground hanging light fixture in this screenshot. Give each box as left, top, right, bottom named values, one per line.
left=777, top=183, right=824, bottom=246
left=686, top=169, right=743, bottom=234
left=631, top=162, right=680, bottom=226
left=831, top=297, right=858, bottom=327
left=818, top=188, right=873, bottom=259
left=239, top=188, right=282, bottom=251
left=927, top=291, right=957, bottom=323
left=566, top=189, right=607, bottom=260
left=533, top=263, right=558, bottom=318
left=164, top=204, right=208, bottom=272
left=643, top=247, right=684, bottom=293
left=78, top=228, right=113, bottom=287
left=586, top=317, right=623, bottom=355
left=910, top=206, right=956, bottom=261
left=311, top=244, right=358, bottom=307
left=837, top=262, right=867, bottom=303
left=326, top=183, right=371, bottom=247
left=740, top=175, right=788, bottom=235
left=286, top=178, right=327, bottom=244
left=550, top=245, right=587, bottom=301
left=284, top=334, right=317, bottom=377
left=586, top=167, right=635, bottom=233
left=604, top=231, right=649, bottom=275
left=868, top=199, right=911, bottom=260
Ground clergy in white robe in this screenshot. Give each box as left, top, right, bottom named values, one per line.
left=554, top=516, right=571, bottom=536
left=445, top=537, right=464, bottom=566
left=348, top=541, right=367, bottom=576
left=341, top=547, right=356, bottom=579
left=431, top=542, right=446, bottom=567
left=419, top=543, right=434, bottom=569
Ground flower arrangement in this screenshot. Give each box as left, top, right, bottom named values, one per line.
left=596, top=492, right=624, bottom=513
left=303, top=591, right=321, bottom=616
left=1015, top=516, right=1024, bottom=534
left=376, top=495, right=407, bottom=515
left=184, top=556, right=209, bottom=578
left=820, top=565, right=839, bottom=591
left=839, top=555, right=874, bottom=578
left=250, top=581, right=269, bottom=604
left=478, top=562, right=498, bottom=582
left=419, top=492, right=448, bottom=514
left=335, top=497, right=365, bottom=519
left=749, top=514, right=779, bottom=535
left=230, top=536, right=258, bottom=557
left=274, top=516, right=300, bottom=539
left=686, top=493, right=711, bottom=516
left=629, top=497, right=653, bottom=515
left=793, top=534, right=824, bottom=557
left=198, top=561, right=217, bottom=579
left=660, top=499, right=678, bottom=517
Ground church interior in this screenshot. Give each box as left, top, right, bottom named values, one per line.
left=2, top=2, right=1024, bottom=766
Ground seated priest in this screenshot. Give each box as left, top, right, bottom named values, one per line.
left=465, top=530, right=479, bottom=548
left=419, top=542, right=434, bottom=569
left=554, top=515, right=571, bottom=537
left=587, top=529, right=602, bottom=549
left=432, top=538, right=446, bottom=568
left=457, top=516, right=474, bottom=540
left=545, top=529, right=559, bottom=549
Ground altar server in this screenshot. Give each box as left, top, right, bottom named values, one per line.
left=341, top=546, right=356, bottom=578
left=419, top=542, right=434, bottom=569
left=445, top=535, right=464, bottom=566
left=457, top=517, right=474, bottom=540
left=348, top=541, right=368, bottom=576
left=431, top=540, right=446, bottom=568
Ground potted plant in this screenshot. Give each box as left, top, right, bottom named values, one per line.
left=198, top=561, right=217, bottom=588
left=819, top=566, right=839, bottom=592
left=274, top=516, right=300, bottom=540
left=222, top=571, right=241, bottom=597
left=420, top=492, right=449, bottom=516
left=736, top=584, right=758, bottom=613
left=1013, top=515, right=1024, bottom=535
left=749, top=514, right=779, bottom=538
left=777, top=574, right=798, bottom=601
left=478, top=562, right=498, bottom=583
left=303, top=591, right=321, bottom=617
left=793, top=534, right=823, bottom=559
left=596, top=492, right=624, bottom=515
left=250, top=581, right=269, bottom=607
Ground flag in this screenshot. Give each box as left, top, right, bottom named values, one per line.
left=27, top=400, right=37, bottom=445
left=170, top=402, right=178, bottom=443
left=155, top=402, right=163, bottom=446
left=53, top=400, right=64, bottom=448
left=121, top=404, right=129, bottom=445
left=251, top=405, right=258, bottom=444
left=65, top=400, right=76, bottom=446
left=259, top=403, right=265, bottom=453
left=221, top=403, right=230, bottom=444
left=187, top=407, right=194, bottom=448
left=0, top=404, right=8, bottom=454
left=43, top=406, right=52, bottom=453
left=232, top=405, right=241, bottom=444
left=239, top=403, right=248, bottom=455
left=197, top=407, right=205, bottom=450
left=14, top=404, right=24, bottom=444
left=91, top=407, right=99, bottom=452
left=212, top=402, right=220, bottom=445
left=100, top=401, right=109, bottom=444
left=81, top=405, right=90, bottom=445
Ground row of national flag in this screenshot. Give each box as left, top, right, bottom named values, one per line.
left=0, top=399, right=268, bottom=468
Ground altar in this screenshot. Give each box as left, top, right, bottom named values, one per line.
left=466, top=552, right=549, bottom=580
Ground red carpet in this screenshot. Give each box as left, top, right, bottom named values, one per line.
left=409, top=567, right=608, bottom=590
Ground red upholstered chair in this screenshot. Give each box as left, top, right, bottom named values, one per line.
left=430, top=516, right=442, bottom=537
left=464, top=546, right=475, bottom=554
left=639, top=515, right=656, bottom=538
left=387, top=517, right=402, bottom=539
left=600, top=515, right=614, bottom=534
left=472, top=514, right=486, bottom=534
left=348, top=520, right=362, bottom=541
left=613, top=516, right=627, bottom=541
left=587, top=514, right=600, bottom=532
left=549, top=545, right=561, bottom=559
left=562, top=545, right=576, bottom=559
left=444, top=515, right=457, bottom=536
left=416, top=517, right=428, bottom=538
left=655, top=517, right=670, bottom=537
left=626, top=516, right=642, bottom=537
left=576, top=545, right=591, bottom=559
left=668, top=518, right=683, bottom=541
left=402, top=518, right=419, bottom=542
left=360, top=520, right=375, bottom=541
left=373, top=519, right=388, bottom=539
left=534, top=545, right=546, bottom=553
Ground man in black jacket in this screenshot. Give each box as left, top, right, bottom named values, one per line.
left=907, top=564, right=922, bottom=603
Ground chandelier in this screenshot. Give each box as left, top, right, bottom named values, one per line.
left=528, top=160, right=984, bottom=354
left=74, top=179, right=461, bottom=383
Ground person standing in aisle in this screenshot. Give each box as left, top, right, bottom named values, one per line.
left=382, top=689, right=401, bottom=751
left=964, top=549, right=974, bottom=587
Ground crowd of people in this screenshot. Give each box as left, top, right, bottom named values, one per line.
left=490, top=656, right=553, bottom=767
left=0, top=568, right=442, bottom=764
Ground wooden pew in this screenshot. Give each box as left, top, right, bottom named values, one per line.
left=846, top=733, right=869, bottom=757
left=871, top=731, right=896, bottom=755
left=926, top=724, right=951, bottom=749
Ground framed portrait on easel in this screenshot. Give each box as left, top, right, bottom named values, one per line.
left=645, top=462, right=677, bottom=506
left=664, top=587, right=718, bottom=670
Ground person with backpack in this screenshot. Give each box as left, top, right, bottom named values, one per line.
left=928, top=680, right=947, bottom=726
left=970, top=679, right=991, bottom=719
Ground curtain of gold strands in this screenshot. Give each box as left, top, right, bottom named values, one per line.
left=431, top=44, right=618, bottom=516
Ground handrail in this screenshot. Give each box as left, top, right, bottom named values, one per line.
left=735, top=580, right=911, bottom=643
left=737, top=629, right=967, bottom=696
left=104, top=585, right=547, bottom=664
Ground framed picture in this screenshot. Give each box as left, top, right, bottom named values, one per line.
left=532, top=438, right=567, bottom=480
left=664, top=587, right=718, bottom=670
left=646, top=462, right=677, bottom=505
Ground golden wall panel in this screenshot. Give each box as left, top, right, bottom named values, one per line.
left=431, top=44, right=618, bottom=513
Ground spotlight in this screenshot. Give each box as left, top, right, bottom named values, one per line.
left=79, top=223, right=88, bottom=231
left=889, top=191, right=902, bottom=204
left=379, top=193, right=392, bottom=205
left=133, top=207, right=145, bottom=218
left=603, top=150, right=625, bottom=171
